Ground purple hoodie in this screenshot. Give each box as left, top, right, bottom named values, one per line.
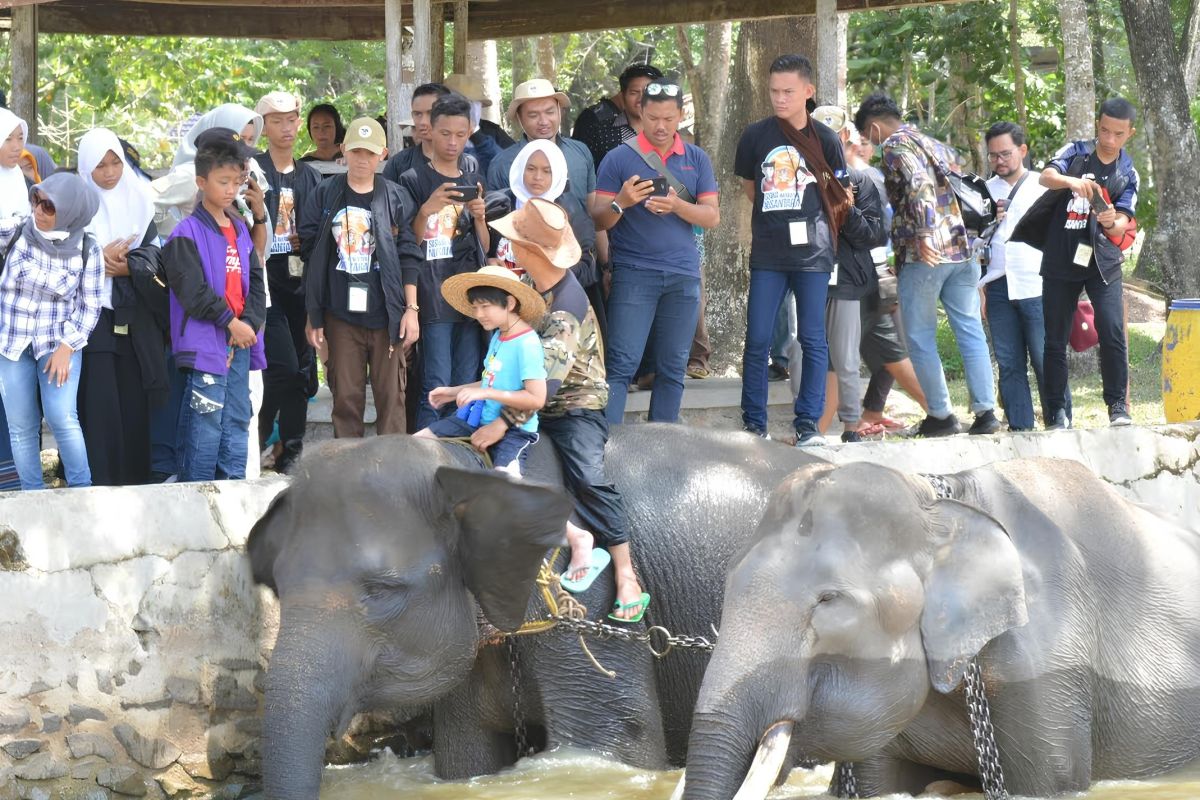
left=164, top=206, right=266, bottom=375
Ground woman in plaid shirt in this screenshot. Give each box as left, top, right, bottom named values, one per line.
left=0, top=172, right=103, bottom=489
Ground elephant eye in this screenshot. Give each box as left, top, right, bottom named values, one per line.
left=816, top=590, right=840, bottom=604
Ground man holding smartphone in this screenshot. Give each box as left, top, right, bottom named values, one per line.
left=592, top=80, right=719, bottom=425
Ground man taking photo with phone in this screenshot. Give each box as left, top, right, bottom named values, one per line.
left=591, top=80, right=719, bottom=425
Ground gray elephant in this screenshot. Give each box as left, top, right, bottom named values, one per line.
left=681, top=457, right=1200, bottom=800
left=248, top=425, right=818, bottom=799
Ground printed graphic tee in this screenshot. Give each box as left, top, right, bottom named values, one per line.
left=1043, top=151, right=1117, bottom=274
left=328, top=188, right=386, bottom=328
left=735, top=117, right=836, bottom=272
left=220, top=221, right=245, bottom=318
left=269, top=169, right=296, bottom=257
left=480, top=327, right=547, bottom=432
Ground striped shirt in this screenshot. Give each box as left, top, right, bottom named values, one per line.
left=881, top=125, right=970, bottom=265
left=0, top=218, right=104, bottom=360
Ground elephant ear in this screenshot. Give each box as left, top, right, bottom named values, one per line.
left=920, top=499, right=1028, bottom=693
left=436, top=467, right=574, bottom=633
left=247, top=487, right=293, bottom=595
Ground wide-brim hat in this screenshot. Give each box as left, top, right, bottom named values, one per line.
left=441, top=265, right=547, bottom=324
left=507, top=78, right=570, bottom=121
left=488, top=197, right=581, bottom=270
left=444, top=74, right=493, bottom=107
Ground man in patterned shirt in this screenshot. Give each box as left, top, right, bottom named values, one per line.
left=855, top=93, right=999, bottom=438
left=472, top=198, right=649, bottom=623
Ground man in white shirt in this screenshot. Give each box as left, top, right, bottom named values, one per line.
left=981, top=121, right=1065, bottom=431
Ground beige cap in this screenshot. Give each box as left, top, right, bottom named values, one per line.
left=507, top=78, right=570, bottom=121
left=489, top=198, right=581, bottom=270
left=444, top=74, right=492, bottom=107
left=812, top=105, right=851, bottom=133
left=255, top=91, right=303, bottom=117
left=343, top=117, right=387, bottom=154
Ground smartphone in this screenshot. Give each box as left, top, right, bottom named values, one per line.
left=648, top=176, right=670, bottom=197
left=451, top=184, right=480, bottom=202
left=1091, top=187, right=1111, bottom=212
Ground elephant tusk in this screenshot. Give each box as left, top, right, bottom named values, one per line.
left=732, top=721, right=794, bottom=800
left=669, top=772, right=686, bottom=800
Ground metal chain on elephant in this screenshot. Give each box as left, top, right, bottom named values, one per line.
left=834, top=761, right=859, bottom=798
left=506, top=639, right=533, bottom=759
left=548, top=614, right=715, bottom=658
left=964, top=658, right=1010, bottom=800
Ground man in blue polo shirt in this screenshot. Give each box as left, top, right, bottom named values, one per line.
left=592, top=80, right=720, bottom=424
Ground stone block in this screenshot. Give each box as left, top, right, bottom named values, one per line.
left=0, top=570, right=110, bottom=648
left=97, top=766, right=147, bottom=797
left=16, top=784, right=49, bottom=800
left=69, top=755, right=109, bottom=781
left=81, top=790, right=112, bottom=800
left=0, top=741, right=40, bottom=760
left=37, top=717, right=58, bottom=735
left=154, top=765, right=200, bottom=797
left=112, top=724, right=181, bottom=770
left=67, top=732, right=118, bottom=761
left=68, top=705, right=108, bottom=725
left=0, top=710, right=29, bottom=734
left=164, top=678, right=201, bottom=707
left=0, top=529, right=25, bottom=571
left=211, top=676, right=257, bottom=712
left=11, top=754, right=66, bottom=781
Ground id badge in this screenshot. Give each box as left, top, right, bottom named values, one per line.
left=1073, top=243, right=1094, bottom=268
left=287, top=255, right=304, bottom=279
left=348, top=284, right=370, bottom=313
left=789, top=219, right=810, bottom=247
left=828, top=262, right=839, bottom=287
left=113, top=324, right=129, bottom=336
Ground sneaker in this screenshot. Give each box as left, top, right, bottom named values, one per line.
left=968, top=409, right=1001, bottom=435
left=1045, top=409, right=1071, bottom=431
left=840, top=430, right=863, bottom=443
left=767, top=363, right=790, bottom=382
left=742, top=426, right=771, bottom=440
left=915, top=413, right=961, bottom=438
left=1108, top=402, right=1133, bottom=426
left=794, top=420, right=826, bottom=448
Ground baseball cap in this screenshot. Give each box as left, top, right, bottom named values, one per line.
left=812, top=105, right=850, bottom=133
left=343, top=117, right=387, bottom=154
left=194, top=127, right=257, bottom=160
left=255, top=91, right=303, bottom=117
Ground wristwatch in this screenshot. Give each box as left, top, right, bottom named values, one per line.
left=609, top=200, right=624, bottom=216
left=252, top=215, right=268, bottom=226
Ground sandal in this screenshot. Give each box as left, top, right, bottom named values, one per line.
left=607, top=592, right=651, bottom=624
left=559, top=548, right=611, bottom=594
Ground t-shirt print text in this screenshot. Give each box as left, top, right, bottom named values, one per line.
left=760, top=146, right=814, bottom=212
left=1065, top=172, right=1103, bottom=231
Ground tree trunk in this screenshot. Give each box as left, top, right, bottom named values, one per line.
left=535, top=35, right=556, bottom=83
left=469, top=40, right=502, bottom=124
left=1120, top=0, right=1200, bottom=298
left=704, top=17, right=817, bottom=370
left=702, top=22, right=733, bottom=148
left=674, top=25, right=705, bottom=143
left=1009, top=0, right=1027, bottom=129
left=1184, top=0, right=1200, bottom=98
left=1086, top=0, right=1107, bottom=97
left=1059, top=0, right=1096, bottom=140
left=511, top=37, right=534, bottom=88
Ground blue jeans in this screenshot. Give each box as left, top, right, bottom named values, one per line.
left=898, top=259, right=996, bottom=419
left=605, top=265, right=700, bottom=424
left=0, top=347, right=90, bottom=489
left=741, top=269, right=829, bottom=432
left=770, top=291, right=794, bottom=367
left=986, top=278, right=1067, bottom=429
left=149, top=348, right=187, bottom=477
left=418, top=319, right=484, bottom=430
left=175, top=347, right=252, bottom=482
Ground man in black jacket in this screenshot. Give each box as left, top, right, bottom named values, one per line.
left=253, top=90, right=323, bottom=472
left=301, top=118, right=422, bottom=438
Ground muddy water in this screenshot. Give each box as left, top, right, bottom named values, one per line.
left=321, top=749, right=1200, bottom=799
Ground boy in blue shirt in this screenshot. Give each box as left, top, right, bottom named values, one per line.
left=417, top=265, right=547, bottom=477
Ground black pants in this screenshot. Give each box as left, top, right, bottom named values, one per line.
left=538, top=408, right=629, bottom=548
left=78, top=309, right=151, bottom=486
left=1042, top=273, right=1128, bottom=415
left=259, top=286, right=315, bottom=449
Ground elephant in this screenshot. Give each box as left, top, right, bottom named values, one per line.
left=247, top=424, right=820, bottom=799
left=681, top=457, right=1200, bottom=800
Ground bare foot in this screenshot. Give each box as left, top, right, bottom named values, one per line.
left=564, top=522, right=594, bottom=582
left=612, top=569, right=647, bottom=620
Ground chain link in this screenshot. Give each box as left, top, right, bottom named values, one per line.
left=834, top=761, right=859, bottom=798
left=964, top=658, right=1010, bottom=800
left=546, top=614, right=715, bottom=657
left=506, top=638, right=532, bottom=759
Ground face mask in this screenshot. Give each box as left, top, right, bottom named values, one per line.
left=31, top=225, right=69, bottom=243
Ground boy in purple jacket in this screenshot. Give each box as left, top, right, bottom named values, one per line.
left=163, top=129, right=267, bottom=481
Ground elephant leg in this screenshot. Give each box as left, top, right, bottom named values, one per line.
left=433, top=651, right=516, bottom=779
left=987, top=673, right=1093, bottom=795
left=837, top=755, right=975, bottom=797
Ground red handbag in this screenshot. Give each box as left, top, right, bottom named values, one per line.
left=1070, top=300, right=1100, bottom=352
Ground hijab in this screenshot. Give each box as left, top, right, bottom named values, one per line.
left=509, top=139, right=568, bottom=209
left=18, top=151, right=40, bottom=184
left=78, top=128, right=155, bottom=246
left=24, top=172, right=100, bottom=259
left=0, top=108, right=31, bottom=218
left=173, top=103, right=262, bottom=167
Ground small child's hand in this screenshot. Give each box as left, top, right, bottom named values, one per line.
left=428, top=386, right=457, bottom=408
left=456, top=387, right=488, bottom=407
left=228, top=318, right=257, bottom=348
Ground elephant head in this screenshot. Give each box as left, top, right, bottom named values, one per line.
left=681, top=462, right=1028, bottom=800
left=247, top=436, right=573, bottom=800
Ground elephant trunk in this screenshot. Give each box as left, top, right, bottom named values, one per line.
left=263, top=603, right=361, bottom=800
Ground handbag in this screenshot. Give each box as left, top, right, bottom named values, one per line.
left=907, top=134, right=996, bottom=236
left=1070, top=300, right=1099, bottom=352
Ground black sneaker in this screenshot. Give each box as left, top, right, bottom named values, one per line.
left=840, top=430, right=862, bottom=443
left=767, top=363, right=790, bottom=382
left=794, top=420, right=827, bottom=448
left=968, top=409, right=1001, bottom=435
left=742, top=426, right=771, bottom=440
left=1045, top=409, right=1071, bottom=431
left=915, top=414, right=961, bottom=438
left=1108, top=402, right=1133, bottom=427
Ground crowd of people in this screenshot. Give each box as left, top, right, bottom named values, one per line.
left=0, top=53, right=1141, bottom=486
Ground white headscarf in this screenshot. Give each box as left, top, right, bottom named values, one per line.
left=0, top=108, right=31, bottom=219
left=509, top=139, right=568, bottom=209
left=78, top=128, right=155, bottom=246
left=172, top=103, right=262, bottom=167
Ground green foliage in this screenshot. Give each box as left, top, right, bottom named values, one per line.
left=936, top=313, right=965, bottom=381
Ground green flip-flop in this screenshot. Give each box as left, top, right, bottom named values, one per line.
left=607, top=592, right=651, bottom=624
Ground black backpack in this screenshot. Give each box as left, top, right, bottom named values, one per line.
left=909, top=133, right=997, bottom=236
left=0, top=229, right=95, bottom=274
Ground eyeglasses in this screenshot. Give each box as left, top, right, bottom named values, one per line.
left=31, top=195, right=55, bottom=214
left=987, top=149, right=1016, bottom=162
left=645, top=83, right=682, bottom=98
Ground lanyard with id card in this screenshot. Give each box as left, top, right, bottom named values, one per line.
left=1073, top=243, right=1093, bottom=268
left=789, top=219, right=812, bottom=247
left=348, top=280, right=371, bottom=313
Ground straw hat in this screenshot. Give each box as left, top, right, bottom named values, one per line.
left=443, top=74, right=492, bottom=107
left=488, top=198, right=581, bottom=270
left=441, top=265, right=547, bottom=324
left=507, top=78, right=570, bottom=121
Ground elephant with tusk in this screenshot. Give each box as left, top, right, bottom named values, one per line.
left=680, top=457, right=1200, bottom=800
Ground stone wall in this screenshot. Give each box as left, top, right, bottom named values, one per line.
left=0, top=423, right=1196, bottom=799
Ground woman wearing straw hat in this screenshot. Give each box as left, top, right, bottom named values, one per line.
left=416, top=265, right=548, bottom=478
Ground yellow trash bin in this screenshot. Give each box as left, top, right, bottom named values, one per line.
left=1163, top=299, right=1200, bottom=423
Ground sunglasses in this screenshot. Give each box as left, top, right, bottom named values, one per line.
left=31, top=195, right=55, bottom=215
left=645, top=83, right=682, bottom=98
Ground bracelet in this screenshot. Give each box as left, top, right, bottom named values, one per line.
left=405, top=304, right=420, bottom=312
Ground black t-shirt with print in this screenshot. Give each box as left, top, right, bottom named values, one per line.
left=735, top=117, right=841, bottom=273
left=1043, top=152, right=1117, bottom=277
left=265, top=169, right=296, bottom=286
left=327, top=188, right=386, bottom=329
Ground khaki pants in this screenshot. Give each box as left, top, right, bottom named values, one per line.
left=688, top=274, right=711, bottom=371
left=324, top=315, right=407, bottom=437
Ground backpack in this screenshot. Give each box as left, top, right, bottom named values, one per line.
left=908, top=132, right=996, bottom=236
left=0, top=229, right=95, bottom=275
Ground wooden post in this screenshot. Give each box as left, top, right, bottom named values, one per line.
left=384, top=0, right=404, bottom=151
left=453, top=0, right=469, bottom=74
left=11, top=3, right=38, bottom=143
left=814, top=0, right=844, bottom=107
left=431, top=5, right=445, bottom=82
left=413, top=0, right=433, bottom=86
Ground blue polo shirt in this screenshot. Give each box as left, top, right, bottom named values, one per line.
left=595, top=132, right=718, bottom=277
